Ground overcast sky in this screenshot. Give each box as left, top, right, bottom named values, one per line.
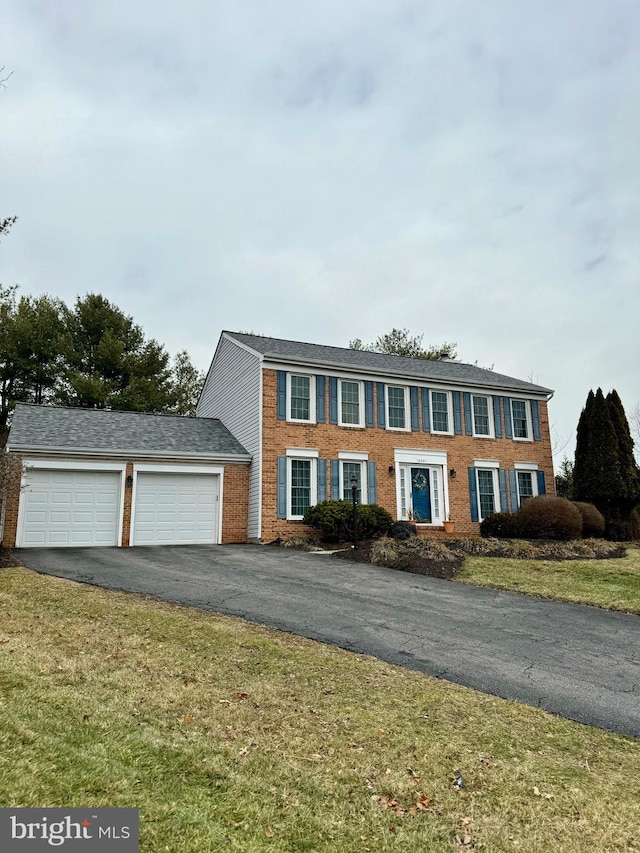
left=2, top=0, right=639, bottom=462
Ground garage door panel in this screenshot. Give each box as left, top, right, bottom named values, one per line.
left=20, top=469, right=121, bottom=547
left=133, top=472, right=219, bottom=546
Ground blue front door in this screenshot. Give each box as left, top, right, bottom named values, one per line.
left=411, top=468, right=432, bottom=522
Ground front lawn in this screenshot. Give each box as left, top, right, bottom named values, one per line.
left=457, top=544, right=640, bottom=614
left=1, top=566, right=639, bottom=852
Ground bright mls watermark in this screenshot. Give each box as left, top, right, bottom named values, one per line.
left=0, top=809, right=138, bottom=851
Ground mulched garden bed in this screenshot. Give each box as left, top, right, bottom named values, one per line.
left=332, top=540, right=464, bottom=580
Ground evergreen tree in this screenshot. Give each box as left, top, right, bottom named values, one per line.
left=56, top=294, right=173, bottom=411
left=606, top=390, right=640, bottom=513
left=574, top=388, right=638, bottom=539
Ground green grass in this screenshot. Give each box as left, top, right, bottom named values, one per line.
left=457, top=544, right=640, bottom=613
left=1, top=566, right=639, bottom=852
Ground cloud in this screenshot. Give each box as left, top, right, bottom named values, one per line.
left=1, top=0, right=639, bottom=460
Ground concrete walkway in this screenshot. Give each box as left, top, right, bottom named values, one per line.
left=17, top=544, right=640, bottom=738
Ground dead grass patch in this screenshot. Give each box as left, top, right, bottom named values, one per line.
left=1, top=566, right=639, bottom=851
left=457, top=545, right=640, bottom=614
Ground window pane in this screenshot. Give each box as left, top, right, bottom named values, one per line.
left=431, top=469, right=440, bottom=518
left=477, top=469, right=495, bottom=519
left=517, top=471, right=534, bottom=500
left=431, top=392, right=449, bottom=432
left=512, top=400, right=528, bottom=438
left=341, top=381, right=360, bottom=425
left=473, top=396, right=490, bottom=435
left=388, top=386, right=406, bottom=429
left=291, top=459, right=311, bottom=516
left=342, top=462, right=362, bottom=502
left=290, top=376, right=310, bottom=420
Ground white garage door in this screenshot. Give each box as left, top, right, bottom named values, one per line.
left=132, top=472, right=220, bottom=545
left=20, top=469, right=121, bottom=547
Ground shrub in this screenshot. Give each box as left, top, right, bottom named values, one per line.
left=303, top=500, right=392, bottom=542
left=388, top=521, right=417, bottom=541
left=631, top=509, right=640, bottom=541
left=571, top=502, right=605, bottom=538
left=480, top=512, right=521, bottom=539
left=518, top=495, right=583, bottom=541
left=356, top=504, right=394, bottom=539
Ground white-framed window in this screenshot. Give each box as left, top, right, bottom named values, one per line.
left=338, top=379, right=364, bottom=427
left=514, top=463, right=539, bottom=505
left=285, top=448, right=318, bottom=520
left=472, top=395, right=493, bottom=437
left=430, top=390, right=452, bottom=434
left=287, top=456, right=317, bottom=519
left=287, top=373, right=316, bottom=423
left=511, top=399, right=533, bottom=441
left=386, top=385, right=409, bottom=430
left=340, top=460, right=367, bottom=503
left=476, top=468, right=499, bottom=521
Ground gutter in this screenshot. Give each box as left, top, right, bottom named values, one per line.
left=262, top=355, right=554, bottom=397
left=6, top=445, right=252, bottom=464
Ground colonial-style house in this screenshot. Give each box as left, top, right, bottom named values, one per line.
left=1, top=331, right=554, bottom=548
left=197, top=332, right=554, bottom=542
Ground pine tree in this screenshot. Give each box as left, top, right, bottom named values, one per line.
left=574, top=388, right=639, bottom=539
left=606, top=390, right=640, bottom=513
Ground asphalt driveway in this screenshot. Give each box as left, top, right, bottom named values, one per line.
left=17, top=544, right=640, bottom=738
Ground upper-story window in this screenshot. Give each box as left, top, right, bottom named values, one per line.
left=387, top=385, right=409, bottom=430
left=338, top=379, right=364, bottom=427
left=431, top=391, right=452, bottom=433
left=472, top=395, right=492, bottom=437
left=511, top=399, right=532, bottom=440
left=287, top=374, right=316, bottom=423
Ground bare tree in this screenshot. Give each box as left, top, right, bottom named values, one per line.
left=0, top=66, right=13, bottom=91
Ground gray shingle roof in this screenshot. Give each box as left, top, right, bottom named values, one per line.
left=225, top=332, right=553, bottom=396
left=8, top=404, right=250, bottom=459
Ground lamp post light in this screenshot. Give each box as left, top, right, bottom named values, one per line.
left=350, top=475, right=358, bottom=550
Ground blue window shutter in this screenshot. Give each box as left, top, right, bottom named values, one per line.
left=498, top=468, right=509, bottom=513
left=410, top=386, right=420, bottom=431
left=317, top=458, right=327, bottom=503
left=316, top=376, right=326, bottom=423
left=277, top=371, right=286, bottom=420
left=277, top=457, right=287, bottom=518
left=508, top=469, right=519, bottom=512
left=463, top=392, right=473, bottom=435
left=367, top=461, right=377, bottom=505
left=329, top=377, right=338, bottom=424
left=493, top=396, right=503, bottom=438
left=537, top=470, right=546, bottom=495
left=422, top=388, right=430, bottom=432
left=453, top=392, right=463, bottom=435
left=468, top=468, right=479, bottom=522
left=531, top=399, right=541, bottom=441
left=365, top=381, right=374, bottom=427
left=377, top=383, right=386, bottom=428
left=503, top=397, right=513, bottom=439
left=330, top=459, right=340, bottom=500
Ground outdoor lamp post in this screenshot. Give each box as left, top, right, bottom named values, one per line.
left=350, top=475, right=358, bottom=550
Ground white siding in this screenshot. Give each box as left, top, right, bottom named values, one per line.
left=198, top=336, right=261, bottom=538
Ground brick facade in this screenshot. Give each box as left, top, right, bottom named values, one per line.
left=1, top=454, right=249, bottom=548
left=260, top=369, right=554, bottom=542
